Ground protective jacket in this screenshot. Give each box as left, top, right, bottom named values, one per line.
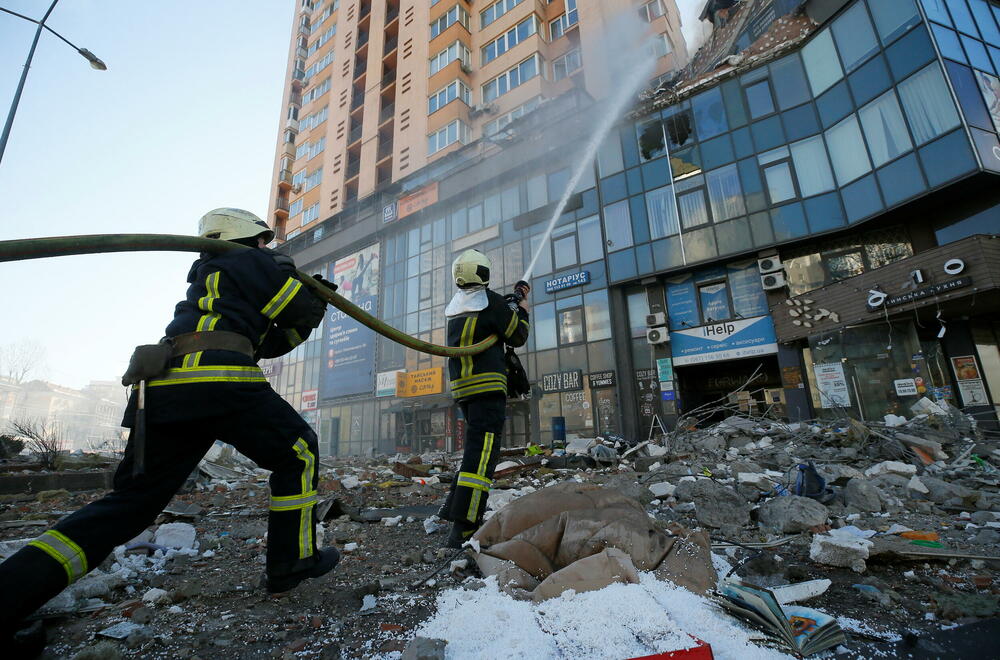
left=124, top=247, right=319, bottom=424
left=447, top=288, right=529, bottom=401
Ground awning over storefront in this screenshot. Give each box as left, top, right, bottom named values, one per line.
left=769, top=234, right=1000, bottom=343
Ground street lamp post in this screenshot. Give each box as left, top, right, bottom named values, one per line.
left=0, top=0, right=108, bottom=166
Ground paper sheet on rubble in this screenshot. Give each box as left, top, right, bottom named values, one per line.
left=470, top=482, right=716, bottom=602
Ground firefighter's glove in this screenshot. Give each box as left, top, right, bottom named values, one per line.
left=121, top=341, right=173, bottom=386
left=301, top=293, right=327, bottom=329
left=312, top=274, right=338, bottom=292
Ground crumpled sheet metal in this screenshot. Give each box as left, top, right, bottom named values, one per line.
left=471, top=482, right=717, bottom=602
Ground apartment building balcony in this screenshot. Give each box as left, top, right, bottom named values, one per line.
left=383, top=35, right=398, bottom=57
left=347, top=123, right=363, bottom=145
left=297, top=21, right=310, bottom=37
left=377, top=138, right=393, bottom=162
left=292, top=68, right=306, bottom=82
left=385, top=4, right=399, bottom=25
left=296, top=46, right=307, bottom=59
left=285, top=117, right=299, bottom=131
left=357, top=31, right=369, bottom=49
left=345, top=155, right=361, bottom=179
left=380, top=70, right=396, bottom=90
left=289, top=91, right=302, bottom=107
left=359, top=2, right=371, bottom=20
left=275, top=197, right=290, bottom=215
left=277, top=168, right=292, bottom=190
left=282, top=141, right=296, bottom=159
left=353, top=56, right=367, bottom=81
left=351, top=91, right=365, bottom=111
left=379, top=102, right=394, bottom=125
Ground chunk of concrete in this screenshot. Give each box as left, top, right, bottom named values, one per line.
left=400, top=637, right=447, bottom=660
left=758, top=495, right=829, bottom=533
left=648, top=481, right=675, bottom=498
left=690, top=479, right=750, bottom=528
left=809, top=534, right=872, bottom=573
left=844, top=478, right=883, bottom=512
left=153, top=522, right=197, bottom=550
left=864, top=461, right=916, bottom=478
left=907, top=476, right=929, bottom=497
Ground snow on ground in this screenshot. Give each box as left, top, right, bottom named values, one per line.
left=414, top=573, right=793, bottom=660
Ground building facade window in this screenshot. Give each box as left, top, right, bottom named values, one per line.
left=858, top=89, right=912, bottom=166
left=801, top=28, right=843, bottom=96
left=429, top=41, right=471, bottom=76
left=647, top=33, right=673, bottom=59
left=639, top=0, right=665, bottom=23
left=897, top=63, right=962, bottom=144
left=482, top=54, right=539, bottom=103
left=484, top=96, right=541, bottom=135
left=480, top=0, right=523, bottom=29
left=304, top=50, right=335, bottom=79
left=759, top=146, right=797, bottom=203
left=430, top=5, right=470, bottom=39
left=428, top=80, right=471, bottom=114
left=303, top=77, right=331, bottom=103
left=303, top=202, right=320, bottom=224
left=308, top=24, right=336, bottom=55
left=482, top=16, right=538, bottom=65
left=428, top=119, right=470, bottom=154
left=549, top=0, right=578, bottom=40
left=825, top=114, right=872, bottom=185
left=290, top=199, right=304, bottom=217
left=305, top=167, right=323, bottom=191
left=552, top=48, right=582, bottom=81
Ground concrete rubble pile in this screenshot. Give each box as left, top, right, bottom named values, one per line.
left=0, top=402, right=997, bottom=658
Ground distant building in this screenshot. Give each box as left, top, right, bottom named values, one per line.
left=266, top=0, right=688, bottom=241
left=0, top=379, right=126, bottom=452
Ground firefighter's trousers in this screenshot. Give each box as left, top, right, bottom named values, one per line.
left=440, top=393, right=506, bottom=528
left=0, top=389, right=318, bottom=631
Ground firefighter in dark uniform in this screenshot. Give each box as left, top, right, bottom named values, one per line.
left=0, top=209, right=340, bottom=649
left=440, top=249, right=530, bottom=547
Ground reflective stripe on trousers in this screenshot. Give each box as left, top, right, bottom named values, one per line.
left=467, top=431, right=495, bottom=522
left=147, top=365, right=266, bottom=387
left=28, top=529, right=88, bottom=584
left=290, top=437, right=316, bottom=559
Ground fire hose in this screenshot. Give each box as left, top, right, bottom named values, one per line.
left=0, top=233, right=498, bottom=358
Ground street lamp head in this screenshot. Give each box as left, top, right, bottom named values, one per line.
left=77, top=48, right=107, bottom=71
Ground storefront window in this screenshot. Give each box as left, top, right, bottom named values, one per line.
left=826, top=251, right=864, bottom=281
left=558, top=307, right=585, bottom=344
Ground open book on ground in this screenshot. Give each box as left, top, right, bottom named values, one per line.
left=717, top=580, right=846, bottom=657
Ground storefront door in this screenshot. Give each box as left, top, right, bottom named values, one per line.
left=593, top=388, right=619, bottom=437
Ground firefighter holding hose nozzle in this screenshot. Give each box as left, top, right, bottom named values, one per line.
left=0, top=209, right=340, bottom=654
left=440, top=249, right=530, bottom=548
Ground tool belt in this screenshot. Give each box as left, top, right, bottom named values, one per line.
left=169, top=331, right=254, bottom=359
left=122, top=331, right=255, bottom=386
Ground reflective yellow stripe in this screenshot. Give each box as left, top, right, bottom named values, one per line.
left=189, top=271, right=222, bottom=367
left=148, top=365, right=266, bottom=387
left=457, top=471, right=491, bottom=492
left=459, top=316, right=476, bottom=378
left=261, top=277, right=303, bottom=319
left=468, top=431, right=495, bottom=522
left=450, top=372, right=507, bottom=395
left=504, top=310, right=519, bottom=338
left=29, top=530, right=88, bottom=584
left=269, top=490, right=318, bottom=511
left=291, top=438, right=316, bottom=559
left=454, top=382, right=507, bottom=399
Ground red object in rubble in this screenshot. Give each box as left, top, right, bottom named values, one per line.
left=628, top=636, right=714, bottom=660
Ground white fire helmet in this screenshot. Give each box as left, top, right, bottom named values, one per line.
left=198, top=208, right=274, bottom=243
left=452, top=249, right=491, bottom=288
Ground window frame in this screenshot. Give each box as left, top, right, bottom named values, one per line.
left=552, top=48, right=582, bottom=81
left=758, top=147, right=801, bottom=205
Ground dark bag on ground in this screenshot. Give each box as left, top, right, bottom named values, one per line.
left=506, top=347, right=530, bottom=398
left=121, top=342, right=173, bottom=386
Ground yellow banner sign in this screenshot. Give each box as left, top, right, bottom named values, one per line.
left=396, top=367, right=444, bottom=397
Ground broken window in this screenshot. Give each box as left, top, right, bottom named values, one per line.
left=636, top=119, right=666, bottom=161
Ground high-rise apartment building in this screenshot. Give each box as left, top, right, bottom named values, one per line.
left=267, top=0, right=687, bottom=241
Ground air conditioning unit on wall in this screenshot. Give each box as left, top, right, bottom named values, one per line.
left=646, top=327, right=669, bottom=344
left=758, top=256, right=783, bottom=273
left=761, top=271, right=787, bottom=290
left=645, top=312, right=666, bottom=327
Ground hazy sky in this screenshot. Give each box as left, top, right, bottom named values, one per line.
left=0, top=1, right=294, bottom=388
left=0, top=0, right=704, bottom=390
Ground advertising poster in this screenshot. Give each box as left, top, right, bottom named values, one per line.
left=951, top=355, right=989, bottom=406
left=669, top=316, right=779, bottom=366
left=665, top=275, right=698, bottom=330
left=814, top=362, right=850, bottom=408
left=376, top=370, right=402, bottom=397
left=320, top=244, right=380, bottom=400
